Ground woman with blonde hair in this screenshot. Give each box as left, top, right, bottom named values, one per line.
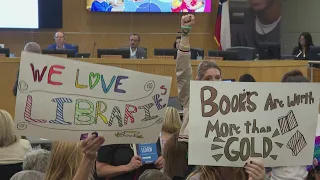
left=45, top=134, right=105, bottom=180
left=0, top=109, right=32, bottom=179
left=160, top=107, right=182, bottom=151
left=175, top=14, right=266, bottom=180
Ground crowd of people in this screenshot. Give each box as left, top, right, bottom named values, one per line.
left=1, top=14, right=319, bottom=180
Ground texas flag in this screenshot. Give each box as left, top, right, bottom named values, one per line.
left=214, top=0, right=231, bottom=50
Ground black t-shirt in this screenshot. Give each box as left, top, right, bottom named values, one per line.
left=96, top=142, right=161, bottom=180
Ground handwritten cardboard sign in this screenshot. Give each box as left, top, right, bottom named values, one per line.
left=189, top=81, right=320, bottom=167
left=14, top=52, right=172, bottom=145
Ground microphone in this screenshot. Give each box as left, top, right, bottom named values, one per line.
left=92, top=42, right=97, bottom=58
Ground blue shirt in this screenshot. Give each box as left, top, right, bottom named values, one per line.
left=91, top=1, right=113, bottom=12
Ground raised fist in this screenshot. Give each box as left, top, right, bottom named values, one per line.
left=181, top=14, right=195, bottom=27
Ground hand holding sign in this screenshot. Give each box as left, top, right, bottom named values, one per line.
left=245, top=158, right=265, bottom=180
left=126, top=156, right=143, bottom=171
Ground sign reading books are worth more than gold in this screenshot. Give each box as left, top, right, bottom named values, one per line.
left=189, top=81, right=320, bottom=167
left=14, top=52, right=172, bottom=145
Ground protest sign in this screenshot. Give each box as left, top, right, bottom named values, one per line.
left=189, top=81, right=320, bottom=167
left=14, top=52, right=172, bottom=145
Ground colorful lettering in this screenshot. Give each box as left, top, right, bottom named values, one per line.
left=89, top=72, right=101, bottom=89
left=139, top=103, right=158, bottom=121
left=75, top=99, right=96, bottom=125
left=49, top=98, right=72, bottom=125
left=24, top=95, right=47, bottom=123
left=124, top=104, right=137, bottom=125
left=75, top=69, right=88, bottom=89
left=109, top=106, right=123, bottom=127
left=114, top=76, right=128, bottom=93
left=101, top=75, right=116, bottom=93
left=30, top=63, right=47, bottom=82
left=96, top=101, right=108, bottom=124
left=152, top=94, right=166, bottom=110
left=160, top=85, right=167, bottom=95
left=48, top=65, right=65, bottom=85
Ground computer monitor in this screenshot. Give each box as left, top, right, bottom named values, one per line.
left=190, top=48, right=204, bottom=60
left=0, top=48, right=10, bottom=57
left=309, top=46, right=320, bottom=60
left=154, top=48, right=177, bottom=59
left=208, top=50, right=239, bottom=60
left=222, top=79, right=235, bottom=82
left=97, top=49, right=130, bottom=59
left=258, top=42, right=281, bottom=60
left=42, top=49, right=76, bottom=58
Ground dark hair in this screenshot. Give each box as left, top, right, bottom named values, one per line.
left=130, top=33, right=140, bottom=41
left=239, top=74, right=256, bottom=82
left=197, top=61, right=221, bottom=80
left=298, top=32, right=314, bottom=51
left=173, top=36, right=181, bottom=49
left=281, top=70, right=309, bottom=82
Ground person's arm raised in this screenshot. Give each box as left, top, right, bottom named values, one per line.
left=73, top=135, right=105, bottom=180
left=176, top=14, right=195, bottom=108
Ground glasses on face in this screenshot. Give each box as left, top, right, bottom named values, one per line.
left=55, top=36, right=64, bottom=39
left=130, top=39, right=139, bottom=42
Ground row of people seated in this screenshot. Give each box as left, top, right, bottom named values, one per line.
left=0, top=31, right=319, bottom=61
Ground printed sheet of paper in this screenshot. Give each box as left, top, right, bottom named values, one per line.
left=14, top=52, right=172, bottom=145
left=189, top=81, right=320, bottom=167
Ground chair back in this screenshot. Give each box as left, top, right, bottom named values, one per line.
left=0, top=162, right=23, bottom=180
left=226, top=46, right=256, bottom=60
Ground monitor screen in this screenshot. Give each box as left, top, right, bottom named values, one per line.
left=0, top=0, right=39, bottom=28
left=86, top=0, right=211, bottom=12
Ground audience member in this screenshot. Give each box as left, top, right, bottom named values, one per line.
left=163, top=133, right=190, bottom=179
left=173, top=36, right=181, bottom=49
left=10, top=170, right=44, bottom=180
left=120, top=34, right=147, bottom=59
left=139, top=169, right=171, bottom=180
left=239, top=73, right=256, bottom=82
left=45, top=134, right=104, bottom=180
left=160, top=107, right=181, bottom=152
left=270, top=69, right=309, bottom=180
left=292, top=32, right=314, bottom=59
left=0, top=109, right=31, bottom=179
left=13, top=42, right=42, bottom=96
left=47, top=32, right=78, bottom=53
left=176, top=14, right=266, bottom=180
left=96, top=141, right=164, bottom=180
left=177, top=15, right=222, bottom=143
left=23, top=149, right=50, bottom=173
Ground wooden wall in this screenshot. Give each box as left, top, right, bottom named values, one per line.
left=0, top=0, right=218, bottom=58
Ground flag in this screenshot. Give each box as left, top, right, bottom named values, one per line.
left=214, top=0, right=231, bottom=50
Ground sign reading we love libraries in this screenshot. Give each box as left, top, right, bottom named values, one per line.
left=189, top=81, right=320, bottom=167
left=14, top=52, right=172, bottom=145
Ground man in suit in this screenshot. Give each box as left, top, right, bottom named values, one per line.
left=47, top=32, right=78, bottom=53
left=120, top=34, right=147, bottom=59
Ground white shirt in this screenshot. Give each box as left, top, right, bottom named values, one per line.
left=271, top=166, right=308, bottom=180
left=130, top=47, right=137, bottom=59
left=0, top=139, right=31, bottom=164
left=255, top=16, right=281, bottom=35
left=56, top=44, right=65, bottom=50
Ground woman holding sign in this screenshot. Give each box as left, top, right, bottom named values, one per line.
left=176, top=14, right=266, bottom=180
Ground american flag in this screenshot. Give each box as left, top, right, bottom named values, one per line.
left=214, top=0, right=231, bottom=50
